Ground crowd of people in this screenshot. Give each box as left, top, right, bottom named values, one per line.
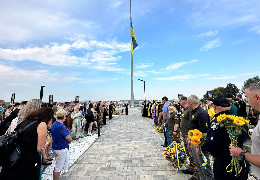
left=0, top=100, right=119, bottom=180
left=0, top=83, right=260, bottom=180
left=142, top=82, right=260, bottom=180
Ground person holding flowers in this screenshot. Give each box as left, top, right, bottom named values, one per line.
left=202, top=97, right=248, bottom=180
left=179, top=96, right=199, bottom=178
left=230, top=83, right=260, bottom=179
left=187, top=95, right=214, bottom=180
left=161, top=96, right=172, bottom=147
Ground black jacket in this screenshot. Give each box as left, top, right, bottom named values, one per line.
left=203, top=110, right=248, bottom=180
left=0, top=108, right=20, bottom=135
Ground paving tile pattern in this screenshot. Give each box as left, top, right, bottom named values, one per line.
left=61, top=108, right=191, bottom=180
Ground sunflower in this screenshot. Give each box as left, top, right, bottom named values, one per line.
left=233, top=119, right=245, bottom=126
left=217, top=114, right=227, bottom=122
left=243, top=120, right=249, bottom=125
left=237, top=117, right=249, bottom=125
left=191, top=136, right=201, bottom=147
left=188, top=130, right=195, bottom=139
left=193, top=129, right=202, bottom=139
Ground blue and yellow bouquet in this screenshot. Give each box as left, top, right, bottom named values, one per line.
left=163, top=141, right=187, bottom=171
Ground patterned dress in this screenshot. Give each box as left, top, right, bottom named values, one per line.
left=71, top=111, right=83, bottom=139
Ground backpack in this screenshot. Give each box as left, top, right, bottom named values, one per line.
left=0, top=121, right=38, bottom=167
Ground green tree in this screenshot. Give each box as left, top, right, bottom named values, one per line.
left=202, top=86, right=225, bottom=100
left=224, top=83, right=240, bottom=98
left=242, top=76, right=260, bottom=93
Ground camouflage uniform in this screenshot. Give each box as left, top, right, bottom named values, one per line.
left=181, top=108, right=199, bottom=179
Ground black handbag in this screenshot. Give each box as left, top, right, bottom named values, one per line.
left=0, top=121, right=38, bottom=167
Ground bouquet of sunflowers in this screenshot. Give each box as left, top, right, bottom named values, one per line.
left=163, top=141, right=187, bottom=171
left=156, top=121, right=168, bottom=134
left=156, top=126, right=164, bottom=134
left=216, top=114, right=249, bottom=176
left=188, top=129, right=208, bottom=169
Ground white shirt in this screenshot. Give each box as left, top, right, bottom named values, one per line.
left=251, top=120, right=260, bottom=179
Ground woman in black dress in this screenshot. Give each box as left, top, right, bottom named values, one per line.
left=86, top=103, right=94, bottom=136
left=0, top=107, right=54, bottom=180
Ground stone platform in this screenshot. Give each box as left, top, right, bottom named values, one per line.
left=61, top=108, right=191, bottom=180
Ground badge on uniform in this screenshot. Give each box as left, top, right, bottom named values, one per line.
left=192, top=115, right=194, bottom=119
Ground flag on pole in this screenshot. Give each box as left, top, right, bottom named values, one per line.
left=130, top=23, right=138, bottom=56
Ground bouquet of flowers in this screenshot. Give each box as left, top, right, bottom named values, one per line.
left=163, top=141, right=187, bottom=171
left=156, top=126, right=164, bottom=134
left=216, top=114, right=249, bottom=176
left=188, top=129, right=208, bottom=169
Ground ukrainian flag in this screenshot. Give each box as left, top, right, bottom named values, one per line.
left=130, top=23, right=138, bottom=56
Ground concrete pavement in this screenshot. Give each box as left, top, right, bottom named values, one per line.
left=61, top=108, right=191, bottom=180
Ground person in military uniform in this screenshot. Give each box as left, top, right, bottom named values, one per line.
left=202, top=97, right=248, bottom=180
left=179, top=97, right=199, bottom=179
left=167, top=103, right=179, bottom=142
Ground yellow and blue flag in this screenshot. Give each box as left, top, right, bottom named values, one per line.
left=130, top=23, right=138, bottom=56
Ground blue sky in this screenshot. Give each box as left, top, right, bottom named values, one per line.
left=0, top=0, right=259, bottom=102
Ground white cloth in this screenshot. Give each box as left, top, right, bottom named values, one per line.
left=6, top=117, right=18, bottom=134
left=251, top=120, right=260, bottom=179
left=53, top=148, right=70, bottom=172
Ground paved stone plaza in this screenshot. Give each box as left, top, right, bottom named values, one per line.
left=61, top=108, right=191, bottom=180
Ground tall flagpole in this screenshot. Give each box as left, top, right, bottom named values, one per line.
left=130, top=0, right=134, bottom=107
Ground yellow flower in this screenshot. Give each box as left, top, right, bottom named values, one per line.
left=243, top=120, right=249, bottom=125
left=233, top=119, right=245, bottom=126
left=217, top=114, right=227, bottom=122
left=237, top=117, right=249, bottom=125
left=188, top=130, right=195, bottom=139
left=191, top=136, right=201, bottom=147
left=193, top=129, right=202, bottom=139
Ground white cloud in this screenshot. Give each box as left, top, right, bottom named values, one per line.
left=232, top=39, right=248, bottom=45
left=206, top=75, right=236, bottom=80
left=0, top=40, right=130, bottom=71
left=197, top=31, right=218, bottom=38
left=250, top=25, right=260, bottom=34
left=0, top=64, right=81, bottom=84
left=154, top=75, right=192, bottom=81
left=132, top=71, right=148, bottom=77
left=135, top=62, right=154, bottom=69
left=200, top=39, right=221, bottom=52
left=144, top=70, right=162, bottom=74
left=154, top=73, right=209, bottom=81
left=186, top=0, right=260, bottom=27
left=80, top=78, right=118, bottom=84
left=240, top=72, right=257, bottom=76
left=166, top=59, right=198, bottom=70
